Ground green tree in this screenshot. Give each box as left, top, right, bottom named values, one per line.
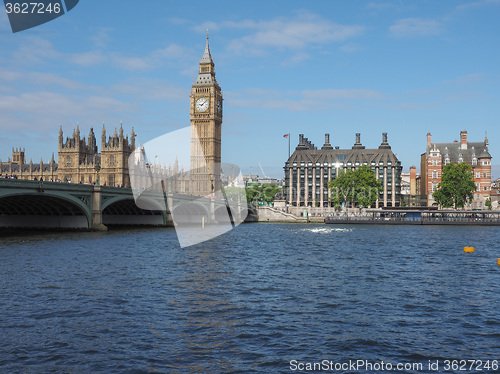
left=485, top=198, right=492, bottom=210
left=245, top=184, right=282, bottom=205
left=221, top=185, right=246, bottom=203
left=328, top=165, right=382, bottom=209
left=432, top=162, right=476, bottom=209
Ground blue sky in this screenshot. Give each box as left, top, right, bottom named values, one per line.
left=1, top=0, right=500, bottom=178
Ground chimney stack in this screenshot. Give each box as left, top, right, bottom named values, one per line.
left=427, top=132, right=432, bottom=147
left=460, top=130, right=467, bottom=149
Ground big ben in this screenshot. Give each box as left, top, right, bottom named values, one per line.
left=190, top=33, right=223, bottom=196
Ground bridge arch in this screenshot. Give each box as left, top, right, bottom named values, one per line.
left=172, top=202, right=209, bottom=224
left=0, top=192, right=91, bottom=229
left=102, top=196, right=166, bottom=226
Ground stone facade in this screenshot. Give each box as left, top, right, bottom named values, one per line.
left=1, top=124, right=137, bottom=186
left=284, top=133, right=402, bottom=208
left=190, top=33, right=223, bottom=197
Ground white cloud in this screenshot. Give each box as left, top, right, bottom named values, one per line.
left=69, top=51, right=107, bottom=67
left=444, top=73, right=485, bottom=85
left=222, top=13, right=364, bottom=56
left=0, top=68, right=95, bottom=91
left=389, top=18, right=444, bottom=38
left=90, top=27, right=113, bottom=49
left=226, top=87, right=385, bottom=112
left=456, top=0, right=500, bottom=11
left=339, top=43, right=363, bottom=53
left=12, top=36, right=60, bottom=64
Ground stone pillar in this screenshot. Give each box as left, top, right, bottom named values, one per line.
left=383, top=166, right=388, bottom=207
left=91, top=186, right=107, bottom=230
left=304, top=167, right=308, bottom=207
left=312, top=167, right=316, bottom=207
left=375, top=166, right=379, bottom=208
left=392, top=167, right=396, bottom=207
left=328, top=166, right=332, bottom=207
left=289, top=167, right=293, bottom=206
left=320, top=167, right=324, bottom=207
left=296, top=169, right=301, bottom=207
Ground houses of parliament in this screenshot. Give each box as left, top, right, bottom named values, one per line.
left=1, top=35, right=222, bottom=196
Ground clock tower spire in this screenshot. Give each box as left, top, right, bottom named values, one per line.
left=190, top=33, right=223, bottom=196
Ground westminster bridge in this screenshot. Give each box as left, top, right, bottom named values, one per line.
left=0, top=179, right=249, bottom=230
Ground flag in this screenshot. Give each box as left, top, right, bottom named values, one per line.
left=283, top=134, right=289, bottom=138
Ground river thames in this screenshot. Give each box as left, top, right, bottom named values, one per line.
left=1, top=223, right=499, bottom=373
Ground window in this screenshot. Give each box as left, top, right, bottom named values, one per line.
left=66, top=156, right=71, bottom=166
left=484, top=186, right=488, bottom=191
left=483, top=173, right=487, bottom=178
left=432, top=160, right=437, bottom=166
left=108, top=175, right=115, bottom=186
left=432, top=182, right=438, bottom=192
left=476, top=172, right=480, bottom=178
left=110, top=155, right=115, bottom=166
left=432, top=171, right=438, bottom=179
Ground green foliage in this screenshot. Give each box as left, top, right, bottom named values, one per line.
left=432, top=162, right=476, bottom=209
left=327, top=165, right=383, bottom=208
left=221, top=186, right=247, bottom=203
left=245, top=183, right=282, bottom=205
left=485, top=198, right=492, bottom=210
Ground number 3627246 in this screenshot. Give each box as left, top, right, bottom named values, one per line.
left=5, top=2, right=62, bottom=14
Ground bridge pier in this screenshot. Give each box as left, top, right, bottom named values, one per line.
left=91, top=186, right=108, bottom=231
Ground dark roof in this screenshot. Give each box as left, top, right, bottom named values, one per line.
left=287, top=133, right=400, bottom=166
left=429, top=141, right=491, bottom=163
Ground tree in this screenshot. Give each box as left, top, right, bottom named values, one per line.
left=221, top=185, right=246, bottom=203
left=328, top=165, right=382, bottom=209
left=245, top=183, right=282, bottom=205
left=485, top=198, right=492, bottom=210
left=432, top=162, right=476, bottom=209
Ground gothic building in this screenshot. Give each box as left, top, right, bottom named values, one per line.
left=420, top=131, right=492, bottom=208
left=1, top=124, right=136, bottom=186
left=284, top=133, right=402, bottom=208
left=190, top=33, right=223, bottom=196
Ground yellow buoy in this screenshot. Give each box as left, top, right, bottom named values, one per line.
left=464, top=247, right=475, bottom=253
left=497, top=259, right=500, bottom=266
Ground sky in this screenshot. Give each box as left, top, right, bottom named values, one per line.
left=1, top=0, right=500, bottom=178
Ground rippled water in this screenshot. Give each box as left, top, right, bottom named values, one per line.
left=1, top=224, right=500, bottom=373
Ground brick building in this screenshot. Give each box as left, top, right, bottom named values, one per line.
left=420, top=131, right=492, bottom=208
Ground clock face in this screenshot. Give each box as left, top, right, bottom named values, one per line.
left=196, top=97, right=209, bottom=112
left=217, top=99, right=222, bottom=114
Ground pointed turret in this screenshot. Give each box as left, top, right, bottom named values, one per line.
left=193, top=30, right=217, bottom=86
left=59, top=126, right=63, bottom=146
left=200, top=30, right=213, bottom=64
left=130, top=127, right=136, bottom=149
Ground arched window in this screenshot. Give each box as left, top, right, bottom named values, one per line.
left=66, top=156, right=71, bottom=166
left=110, top=155, right=115, bottom=166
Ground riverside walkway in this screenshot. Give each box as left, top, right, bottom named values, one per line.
left=325, top=209, right=500, bottom=225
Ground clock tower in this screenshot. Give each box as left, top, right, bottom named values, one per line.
left=190, top=33, right=223, bottom=196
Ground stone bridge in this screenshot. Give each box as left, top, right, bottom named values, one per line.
left=0, top=179, right=248, bottom=230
